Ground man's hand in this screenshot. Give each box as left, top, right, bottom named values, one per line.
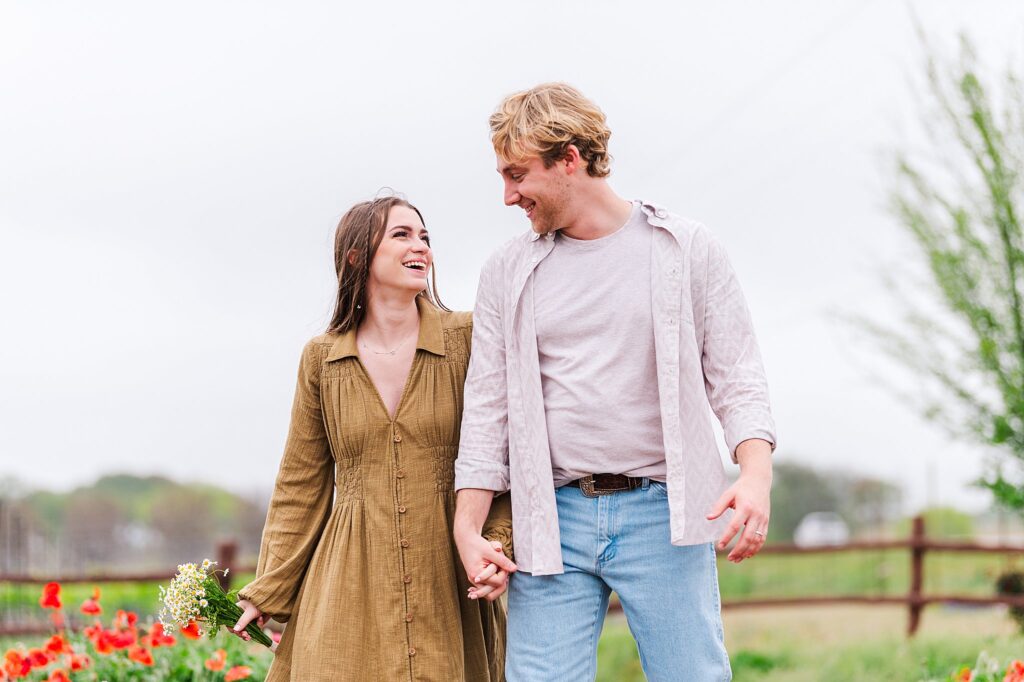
left=466, top=541, right=512, bottom=601
left=707, top=438, right=772, bottom=563
left=455, top=533, right=517, bottom=601
left=454, top=488, right=517, bottom=600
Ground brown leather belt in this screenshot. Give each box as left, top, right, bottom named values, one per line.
left=565, top=474, right=643, bottom=497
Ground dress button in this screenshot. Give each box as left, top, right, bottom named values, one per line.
left=408, top=648, right=416, bottom=657
left=403, top=575, right=412, bottom=584
left=405, top=613, right=414, bottom=622
left=394, top=434, right=402, bottom=443
left=398, top=505, right=407, bottom=513
left=401, top=539, right=410, bottom=548
left=396, top=469, right=406, bottom=479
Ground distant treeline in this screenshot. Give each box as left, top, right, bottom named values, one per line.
left=0, top=474, right=267, bottom=574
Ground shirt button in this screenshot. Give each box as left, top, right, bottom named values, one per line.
left=398, top=505, right=407, bottom=513
left=400, top=539, right=410, bottom=548
left=408, top=648, right=416, bottom=657
left=403, top=575, right=412, bottom=584
left=668, top=318, right=676, bottom=326
left=656, top=208, right=667, bottom=218
left=393, top=434, right=402, bottom=443
left=531, top=256, right=538, bottom=263
left=405, top=613, right=414, bottom=623
left=396, top=469, right=406, bottom=479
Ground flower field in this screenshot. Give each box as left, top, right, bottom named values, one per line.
left=1, top=583, right=272, bottom=681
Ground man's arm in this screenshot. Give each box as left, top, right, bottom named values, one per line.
left=706, top=438, right=772, bottom=562
left=453, top=252, right=517, bottom=598
left=698, top=232, right=776, bottom=561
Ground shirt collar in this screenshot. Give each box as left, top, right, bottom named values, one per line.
left=326, top=296, right=446, bottom=362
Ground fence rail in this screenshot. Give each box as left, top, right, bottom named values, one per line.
left=4, top=518, right=1024, bottom=637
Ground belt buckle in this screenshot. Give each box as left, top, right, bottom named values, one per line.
left=579, top=474, right=627, bottom=497
left=579, top=475, right=600, bottom=498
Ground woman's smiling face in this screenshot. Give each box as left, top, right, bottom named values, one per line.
left=368, top=204, right=433, bottom=296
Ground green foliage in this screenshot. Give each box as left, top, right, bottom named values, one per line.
left=869, top=35, right=1024, bottom=513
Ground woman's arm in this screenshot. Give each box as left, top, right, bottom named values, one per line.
left=236, top=339, right=335, bottom=623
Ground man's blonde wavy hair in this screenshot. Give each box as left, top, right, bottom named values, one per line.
left=489, top=82, right=612, bottom=178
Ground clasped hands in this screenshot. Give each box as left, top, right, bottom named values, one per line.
left=454, top=531, right=517, bottom=602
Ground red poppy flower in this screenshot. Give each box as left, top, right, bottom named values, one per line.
left=127, top=646, right=153, bottom=666
left=80, top=587, right=102, bottom=616
left=146, top=622, right=176, bottom=648
left=113, top=609, right=138, bottom=629
left=204, top=648, right=227, bottom=671
left=69, top=653, right=91, bottom=672
left=92, top=631, right=114, bottom=656
left=82, top=621, right=103, bottom=642
left=1006, top=660, right=1024, bottom=682
left=110, top=629, right=136, bottom=650
left=180, top=621, right=202, bottom=640
left=26, top=649, right=50, bottom=669
left=225, top=665, right=253, bottom=681
left=47, top=670, right=71, bottom=682
left=38, top=583, right=61, bottom=610
left=44, top=635, right=70, bottom=656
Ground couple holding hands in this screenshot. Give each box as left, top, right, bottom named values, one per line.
left=232, top=82, right=775, bottom=682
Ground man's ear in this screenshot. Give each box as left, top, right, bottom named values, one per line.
left=563, top=144, right=583, bottom=175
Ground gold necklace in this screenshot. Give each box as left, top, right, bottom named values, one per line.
left=360, top=331, right=416, bottom=356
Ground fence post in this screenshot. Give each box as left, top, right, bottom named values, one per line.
left=907, top=515, right=925, bottom=636
left=217, top=541, right=237, bottom=592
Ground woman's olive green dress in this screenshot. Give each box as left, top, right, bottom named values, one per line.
left=239, top=302, right=511, bottom=681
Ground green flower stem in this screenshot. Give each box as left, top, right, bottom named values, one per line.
left=203, top=576, right=274, bottom=648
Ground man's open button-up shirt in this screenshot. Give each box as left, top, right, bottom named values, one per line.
left=454, top=201, right=776, bottom=575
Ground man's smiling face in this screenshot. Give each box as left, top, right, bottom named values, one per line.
left=497, top=154, right=572, bottom=235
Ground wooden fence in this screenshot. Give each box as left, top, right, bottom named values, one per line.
left=4, top=517, right=1024, bottom=637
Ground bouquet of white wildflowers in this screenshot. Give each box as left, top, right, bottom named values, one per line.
left=159, top=558, right=273, bottom=648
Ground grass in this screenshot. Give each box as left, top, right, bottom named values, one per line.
left=596, top=604, right=1024, bottom=681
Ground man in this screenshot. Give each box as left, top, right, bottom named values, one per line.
left=454, top=82, right=775, bottom=681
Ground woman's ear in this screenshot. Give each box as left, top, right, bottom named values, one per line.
left=347, top=248, right=361, bottom=267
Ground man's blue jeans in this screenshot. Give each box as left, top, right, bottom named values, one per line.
left=506, top=480, right=732, bottom=681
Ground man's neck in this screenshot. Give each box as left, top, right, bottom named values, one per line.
left=559, top=183, right=633, bottom=241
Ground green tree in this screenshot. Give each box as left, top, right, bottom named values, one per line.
left=866, top=36, right=1024, bottom=512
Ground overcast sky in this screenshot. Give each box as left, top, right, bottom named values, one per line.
left=3, top=1, right=1024, bottom=512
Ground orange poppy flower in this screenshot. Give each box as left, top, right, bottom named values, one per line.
left=80, top=587, right=101, bottom=616
left=225, top=665, right=253, bottom=681
left=180, top=621, right=202, bottom=640
left=47, top=670, right=71, bottom=682
left=204, top=648, right=227, bottom=671
left=127, top=646, right=153, bottom=666
left=38, top=583, right=61, bottom=610
left=3, top=650, right=30, bottom=678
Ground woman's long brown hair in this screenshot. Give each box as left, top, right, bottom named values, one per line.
left=327, top=195, right=448, bottom=334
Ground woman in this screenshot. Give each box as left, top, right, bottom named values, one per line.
left=233, top=196, right=513, bottom=681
